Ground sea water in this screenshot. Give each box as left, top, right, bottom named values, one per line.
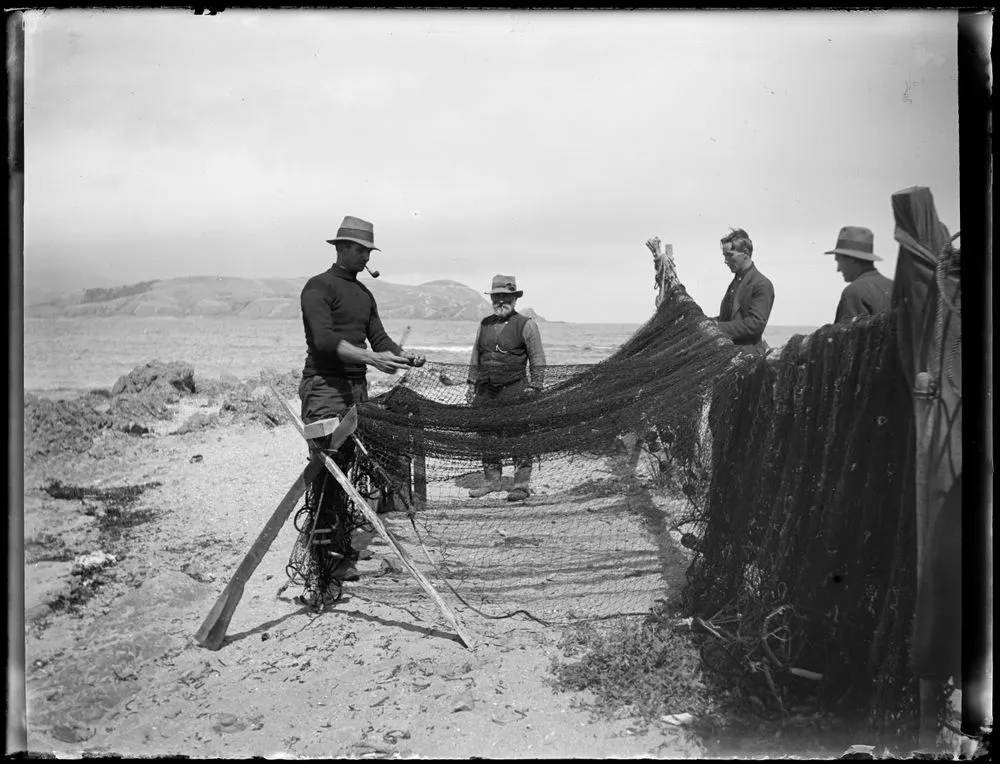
left=22, top=315, right=818, bottom=393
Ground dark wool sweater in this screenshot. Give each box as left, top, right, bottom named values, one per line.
left=300, top=265, right=401, bottom=379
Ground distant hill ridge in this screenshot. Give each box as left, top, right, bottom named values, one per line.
left=25, top=274, right=546, bottom=322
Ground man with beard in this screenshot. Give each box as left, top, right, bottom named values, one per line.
left=712, top=227, right=775, bottom=356
left=294, top=214, right=424, bottom=607
left=465, top=275, right=546, bottom=503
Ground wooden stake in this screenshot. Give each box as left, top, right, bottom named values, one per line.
left=195, top=459, right=324, bottom=651
left=269, top=387, right=474, bottom=649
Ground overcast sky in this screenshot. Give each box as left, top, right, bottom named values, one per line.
left=23, top=9, right=960, bottom=325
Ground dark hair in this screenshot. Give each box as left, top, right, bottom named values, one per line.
left=721, top=227, right=753, bottom=258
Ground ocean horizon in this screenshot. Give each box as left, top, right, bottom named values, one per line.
left=22, top=315, right=820, bottom=393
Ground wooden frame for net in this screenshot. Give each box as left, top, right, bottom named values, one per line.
left=193, top=389, right=473, bottom=651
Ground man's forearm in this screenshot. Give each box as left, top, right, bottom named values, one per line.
left=367, top=316, right=403, bottom=356
left=527, top=365, right=545, bottom=390
left=467, top=336, right=481, bottom=384
left=522, top=322, right=546, bottom=389
left=336, top=341, right=375, bottom=365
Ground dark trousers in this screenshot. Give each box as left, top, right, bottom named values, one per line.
left=298, top=374, right=368, bottom=558
left=473, top=378, right=532, bottom=489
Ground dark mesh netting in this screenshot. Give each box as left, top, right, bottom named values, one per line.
left=290, top=283, right=922, bottom=737
left=684, top=309, right=921, bottom=739
left=284, top=439, right=389, bottom=607
left=329, top=284, right=742, bottom=624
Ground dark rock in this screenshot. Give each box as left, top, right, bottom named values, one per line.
left=111, top=360, right=196, bottom=397
left=108, top=392, right=171, bottom=423
left=23, top=394, right=111, bottom=459
left=195, top=371, right=245, bottom=399
left=220, top=389, right=283, bottom=428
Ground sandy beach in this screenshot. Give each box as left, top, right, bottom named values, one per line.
left=19, top=366, right=708, bottom=758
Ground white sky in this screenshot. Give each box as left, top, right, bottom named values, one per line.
left=23, top=8, right=960, bottom=325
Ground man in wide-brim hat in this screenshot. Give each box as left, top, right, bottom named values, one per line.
left=824, top=225, right=894, bottom=324
left=292, top=214, right=424, bottom=607
left=465, top=274, right=546, bottom=503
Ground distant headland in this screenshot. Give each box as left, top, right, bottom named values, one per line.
left=24, top=274, right=547, bottom=322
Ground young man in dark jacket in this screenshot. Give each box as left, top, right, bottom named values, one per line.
left=824, top=226, right=894, bottom=324
left=465, top=275, right=546, bottom=503
left=713, top=227, right=775, bottom=356
left=294, top=215, right=423, bottom=606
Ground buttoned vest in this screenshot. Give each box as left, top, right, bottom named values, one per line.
left=477, top=312, right=530, bottom=386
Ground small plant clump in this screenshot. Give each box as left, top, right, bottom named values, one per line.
left=550, top=616, right=714, bottom=725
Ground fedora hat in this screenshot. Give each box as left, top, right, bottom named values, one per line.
left=326, top=215, right=380, bottom=251
left=824, top=226, right=882, bottom=262
left=485, top=274, right=523, bottom=297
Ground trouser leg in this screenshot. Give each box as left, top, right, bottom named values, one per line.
left=309, top=439, right=355, bottom=560
left=512, top=453, right=532, bottom=490
left=500, top=378, right=532, bottom=491
left=296, top=375, right=368, bottom=591
left=483, top=459, right=503, bottom=485
left=474, top=383, right=503, bottom=486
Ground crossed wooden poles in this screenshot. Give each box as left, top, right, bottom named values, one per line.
left=194, top=388, right=473, bottom=651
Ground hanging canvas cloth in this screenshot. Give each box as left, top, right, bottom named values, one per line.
left=891, top=185, right=963, bottom=684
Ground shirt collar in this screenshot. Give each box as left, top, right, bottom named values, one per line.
left=330, top=264, right=357, bottom=282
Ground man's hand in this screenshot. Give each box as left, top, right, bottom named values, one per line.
left=697, top=318, right=733, bottom=349
left=403, top=352, right=426, bottom=368
left=367, top=350, right=412, bottom=374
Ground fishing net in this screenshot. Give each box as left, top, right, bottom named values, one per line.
left=308, top=283, right=744, bottom=625
left=684, top=309, right=920, bottom=738
left=284, top=273, right=922, bottom=736
left=283, top=436, right=396, bottom=608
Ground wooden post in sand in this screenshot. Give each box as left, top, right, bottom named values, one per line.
left=195, top=460, right=324, bottom=650
left=269, top=388, right=473, bottom=649
left=194, top=410, right=359, bottom=651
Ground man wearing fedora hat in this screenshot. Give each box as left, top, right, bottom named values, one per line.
left=824, top=226, right=894, bottom=324
left=294, top=215, right=424, bottom=603
left=465, top=275, right=546, bottom=503
left=713, top=227, right=775, bottom=356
